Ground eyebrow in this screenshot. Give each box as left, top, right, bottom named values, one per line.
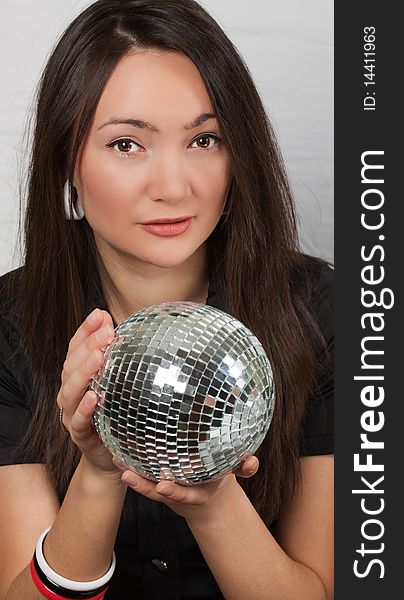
left=96, top=112, right=217, bottom=133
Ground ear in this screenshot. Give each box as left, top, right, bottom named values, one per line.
left=72, top=145, right=84, bottom=190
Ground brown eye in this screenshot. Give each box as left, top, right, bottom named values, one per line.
left=117, top=140, right=133, bottom=152
left=107, top=138, right=142, bottom=155
left=196, top=136, right=211, bottom=148
left=190, top=134, right=220, bottom=150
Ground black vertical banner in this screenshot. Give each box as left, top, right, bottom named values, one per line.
left=335, top=2, right=401, bottom=598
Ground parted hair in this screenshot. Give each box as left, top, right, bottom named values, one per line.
left=11, top=0, right=330, bottom=526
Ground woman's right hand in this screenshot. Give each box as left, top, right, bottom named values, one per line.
left=57, top=308, right=122, bottom=478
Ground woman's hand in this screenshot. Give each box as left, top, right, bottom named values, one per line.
left=57, top=308, right=122, bottom=479
left=112, top=454, right=259, bottom=523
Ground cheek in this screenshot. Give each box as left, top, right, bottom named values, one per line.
left=78, top=151, right=138, bottom=219
left=195, top=157, right=231, bottom=216
left=190, top=149, right=230, bottom=187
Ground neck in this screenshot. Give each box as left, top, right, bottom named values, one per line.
left=97, top=242, right=210, bottom=325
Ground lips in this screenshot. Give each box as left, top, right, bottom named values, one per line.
left=142, top=216, right=193, bottom=225
left=142, top=217, right=193, bottom=237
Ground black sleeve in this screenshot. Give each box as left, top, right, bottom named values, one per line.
left=299, top=265, right=334, bottom=456
left=0, top=313, right=35, bottom=466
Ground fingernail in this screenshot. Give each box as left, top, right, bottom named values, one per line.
left=96, top=325, right=113, bottom=343
left=159, top=485, right=175, bottom=498
left=83, top=391, right=97, bottom=407
left=123, top=472, right=140, bottom=488
left=88, top=308, right=100, bottom=324
left=87, top=350, right=101, bottom=369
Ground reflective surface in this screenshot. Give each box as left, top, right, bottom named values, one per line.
left=91, top=302, right=275, bottom=485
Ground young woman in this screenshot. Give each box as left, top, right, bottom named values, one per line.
left=0, top=1, right=334, bottom=598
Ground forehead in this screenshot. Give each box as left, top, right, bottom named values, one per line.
left=92, top=50, right=213, bottom=128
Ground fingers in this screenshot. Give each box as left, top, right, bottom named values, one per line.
left=62, top=315, right=115, bottom=383
left=60, top=349, right=103, bottom=406
left=112, top=459, right=210, bottom=506
left=234, top=455, right=259, bottom=478
left=57, top=309, right=115, bottom=431
left=155, top=480, right=209, bottom=505
left=70, top=390, right=99, bottom=445
left=68, top=308, right=114, bottom=354
left=59, top=310, right=114, bottom=396
left=112, top=463, right=165, bottom=503
left=56, top=309, right=123, bottom=471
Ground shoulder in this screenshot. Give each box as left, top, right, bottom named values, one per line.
left=0, top=268, right=34, bottom=466
left=309, top=261, right=334, bottom=340
left=296, top=255, right=333, bottom=307
left=292, top=256, right=334, bottom=344
left=295, top=258, right=334, bottom=455
left=0, top=267, right=27, bottom=383
left=0, top=267, right=24, bottom=321
left=308, top=260, right=333, bottom=311
left=0, top=267, right=25, bottom=346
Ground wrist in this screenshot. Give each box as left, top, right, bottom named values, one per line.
left=32, top=526, right=115, bottom=599
left=78, top=454, right=127, bottom=492
left=186, top=475, right=246, bottom=529
left=42, top=458, right=126, bottom=583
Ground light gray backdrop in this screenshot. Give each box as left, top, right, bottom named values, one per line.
left=0, top=0, right=333, bottom=275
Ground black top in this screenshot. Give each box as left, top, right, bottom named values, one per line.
left=0, top=262, right=334, bottom=600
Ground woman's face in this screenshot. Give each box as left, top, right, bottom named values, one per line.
left=74, top=50, right=232, bottom=269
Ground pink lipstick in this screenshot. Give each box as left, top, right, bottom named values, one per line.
left=142, top=217, right=193, bottom=236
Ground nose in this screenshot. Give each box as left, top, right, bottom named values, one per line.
left=147, top=152, right=191, bottom=205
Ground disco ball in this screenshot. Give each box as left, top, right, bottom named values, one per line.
left=90, top=301, right=275, bottom=485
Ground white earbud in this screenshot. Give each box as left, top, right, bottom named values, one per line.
left=63, top=180, right=84, bottom=220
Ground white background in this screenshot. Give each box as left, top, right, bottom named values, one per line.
left=0, top=0, right=333, bottom=275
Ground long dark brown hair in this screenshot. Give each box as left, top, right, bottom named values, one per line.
left=10, top=0, right=330, bottom=526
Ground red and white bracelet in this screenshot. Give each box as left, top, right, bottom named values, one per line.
left=30, top=526, right=116, bottom=600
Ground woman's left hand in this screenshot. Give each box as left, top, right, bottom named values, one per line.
left=112, top=455, right=259, bottom=523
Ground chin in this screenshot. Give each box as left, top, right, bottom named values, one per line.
left=143, top=251, right=196, bottom=269
left=127, top=241, right=196, bottom=267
